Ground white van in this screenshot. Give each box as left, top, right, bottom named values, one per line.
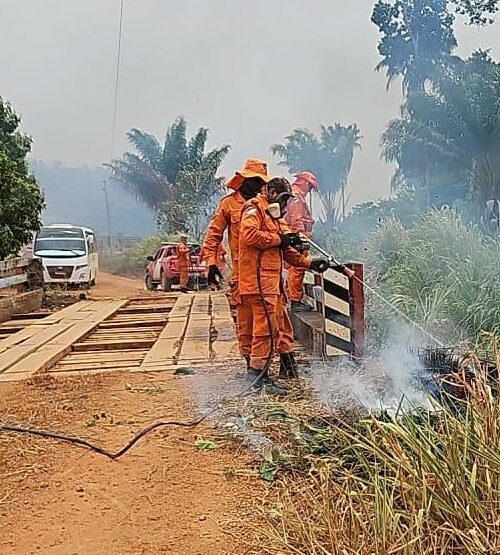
left=33, top=224, right=98, bottom=286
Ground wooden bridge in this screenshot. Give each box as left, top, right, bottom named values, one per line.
left=0, top=292, right=238, bottom=382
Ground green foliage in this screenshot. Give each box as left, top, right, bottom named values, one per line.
left=108, top=117, right=230, bottom=236
left=0, top=97, right=44, bottom=260
left=271, top=124, right=361, bottom=228
left=100, top=233, right=174, bottom=277
left=381, top=52, right=500, bottom=206
left=157, top=145, right=230, bottom=240
left=372, top=0, right=498, bottom=91
left=372, top=0, right=457, bottom=91
left=363, top=209, right=500, bottom=343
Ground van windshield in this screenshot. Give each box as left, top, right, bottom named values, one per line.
left=33, top=238, right=87, bottom=258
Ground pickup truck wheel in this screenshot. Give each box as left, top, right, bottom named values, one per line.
left=161, top=273, right=172, bottom=292
left=145, top=275, right=158, bottom=291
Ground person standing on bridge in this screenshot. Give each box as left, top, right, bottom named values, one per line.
left=177, top=235, right=190, bottom=293
left=238, top=177, right=329, bottom=395
left=285, top=171, right=319, bottom=312
left=202, top=160, right=301, bottom=376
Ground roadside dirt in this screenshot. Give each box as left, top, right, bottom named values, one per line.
left=90, top=272, right=144, bottom=299
left=0, top=278, right=265, bottom=555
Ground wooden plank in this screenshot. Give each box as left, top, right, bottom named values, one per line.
left=98, top=320, right=166, bottom=329
left=72, top=339, right=155, bottom=352
left=117, top=307, right=171, bottom=315
left=178, top=319, right=210, bottom=361
left=0, top=325, right=48, bottom=353
left=168, top=295, right=193, bottom=318
left=51, top=360, right=143, bottom=372
left=2, top=301, right=125, bottom=376
left=10, top=312, right=50, bottom=320
left=23, top=322, right=74, bottom=346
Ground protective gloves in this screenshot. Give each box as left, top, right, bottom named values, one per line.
left=309, top=259, right=330, bottom=273
left=279, top=233, right=303, bottom=250
left=207, top=265, right=223, bottom=286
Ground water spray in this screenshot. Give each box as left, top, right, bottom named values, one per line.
left=303, top=236, right=445, bottom=348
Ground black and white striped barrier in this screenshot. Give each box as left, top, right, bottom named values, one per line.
left=322, top=267, right=353, bottom=356
left=299, top=263, right=365, bottom=358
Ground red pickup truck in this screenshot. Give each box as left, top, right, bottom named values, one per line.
left=145, top=243, right=208, bottom=291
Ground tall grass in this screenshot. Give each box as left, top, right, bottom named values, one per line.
left=262, top=355, right=500, bottom=554
left=358, top=209, right=500, bottom=346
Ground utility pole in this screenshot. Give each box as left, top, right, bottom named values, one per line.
left=103, top=180, right=113, bottom=251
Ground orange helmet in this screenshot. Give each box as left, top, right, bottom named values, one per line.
left=294, top=171, right=319, bottom=191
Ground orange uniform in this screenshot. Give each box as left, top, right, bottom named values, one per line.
left=217, top=244, right=227, bottom=274
left=177, top=241, right=189, bottom=289
left=285, top=179, right=316, bottom=302
left=238, top=194, right=310, bottom=370
left=202, top=190, right=246, bottom=303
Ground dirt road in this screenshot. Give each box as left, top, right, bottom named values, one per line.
left=0, top=277, right=262, bottom=554
left=90, top=272, right=144, bottom=299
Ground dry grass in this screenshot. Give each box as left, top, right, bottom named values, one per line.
left=218, top=352, right=500, bottom=554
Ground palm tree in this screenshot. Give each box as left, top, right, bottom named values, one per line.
left=381, top=51, right=500, bottom=207
left=271, top=123, right=362, bottom=228
left=107, top=117, right=230, bottom=233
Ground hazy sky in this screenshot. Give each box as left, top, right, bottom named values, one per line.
left=1, top=0, right=499, bottom=205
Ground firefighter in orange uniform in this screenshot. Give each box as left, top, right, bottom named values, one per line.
left=177, top=235, right=190, bottom=293
left=202, top=160, right=302, bottom=376
left=285, top=171, right=319, bottom=311
left=238, top=177, right=329, bottom=394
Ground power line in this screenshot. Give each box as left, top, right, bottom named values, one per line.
left=110, top=0, right=124, bottom=160
left=105, top=0, right=124, bottom=243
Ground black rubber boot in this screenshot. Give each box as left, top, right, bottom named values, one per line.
left=279, top=352, right=298, bottom=378
left=180, top=287, right=189, bottom=294
left=246, top=368, right=288, bottom=396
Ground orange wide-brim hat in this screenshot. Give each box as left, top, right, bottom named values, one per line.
left=226, top=158, right=272, bottom=190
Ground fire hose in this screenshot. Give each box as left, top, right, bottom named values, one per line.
left=0, top=252, right=277, bottom=460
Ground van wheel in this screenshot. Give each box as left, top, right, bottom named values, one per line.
left=145, top=275, right=157, bottom=291
left=161, top=273, right=172, bottom=292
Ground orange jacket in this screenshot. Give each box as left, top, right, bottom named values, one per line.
left=238, top=194, right=311, bottom=296
left=285, top=183, right=314, bottom=236
left=201, top=191, right=245, bottom=282
left=177, top=242, right=189, bottom=268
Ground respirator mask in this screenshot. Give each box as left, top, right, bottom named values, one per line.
left=266, top=180, right=293, bottom=219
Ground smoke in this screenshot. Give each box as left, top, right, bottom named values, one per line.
left=310, top=322, right=434, bottom=415
left=184, top=364, right=274, bottom=452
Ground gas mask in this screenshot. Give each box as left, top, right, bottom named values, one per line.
left=267, top=192, right=293, bottom=219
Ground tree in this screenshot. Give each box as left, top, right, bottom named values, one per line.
left=381, top=52, right=500, bottom=206
left=0, top=97, right=44, bottom=260
left=157, top=149, right=228, bottom=240
left=108, top=117, right=230, bottom=236
left=271, top=124, right=361, bottom=228
left=372, top=0, right=457, bottom=91
left=371, top=0, right=498, bottom=91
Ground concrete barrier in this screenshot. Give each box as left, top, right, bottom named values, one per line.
left=0, top=289, right=43, bottom=324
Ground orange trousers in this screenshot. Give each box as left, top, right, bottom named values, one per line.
left=179, top=265, right=189, bottom=288
left=287, top=266, right=306, bottom=302
left=237, top=294, right=294, bottom=369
